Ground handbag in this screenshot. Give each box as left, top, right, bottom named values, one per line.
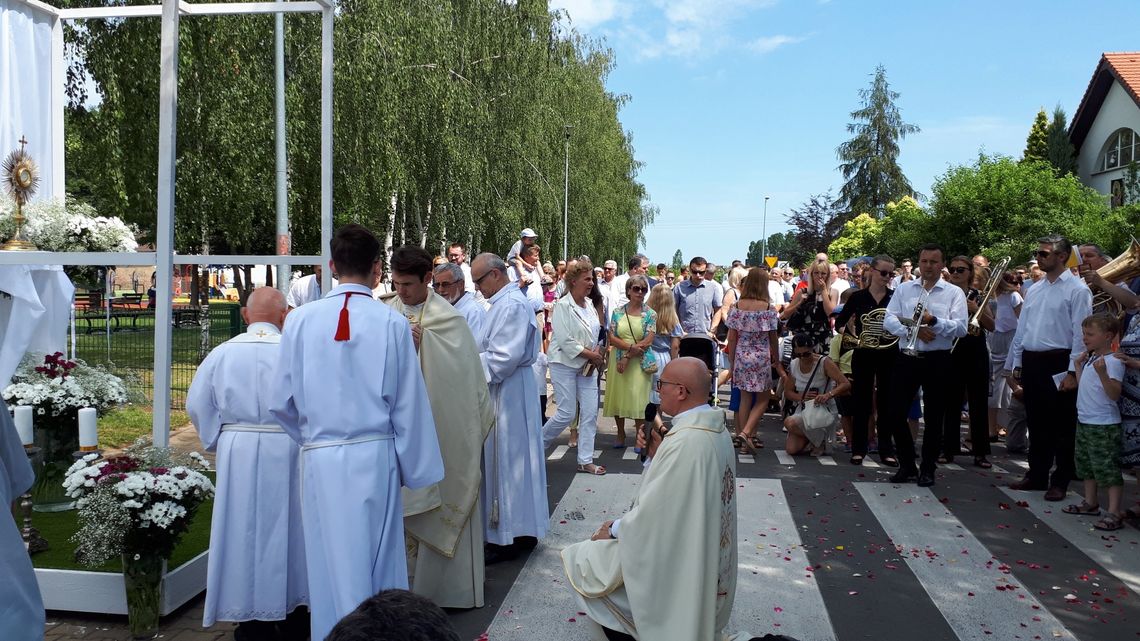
left=566, top=300, right=601, bottom=376
left=625, top=311, right=658, bottom=374
left=796, top=356, right=837, bottom=447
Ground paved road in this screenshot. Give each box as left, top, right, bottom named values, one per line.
left=46, top=406, right=1140, bottom=640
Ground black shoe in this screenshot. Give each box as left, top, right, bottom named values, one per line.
left=484, top=542, right=520, bottom=565
left=514, top=536, right=539, bottom=551
left=917, top=473, right=935, bottom=487
left=890, top=468, right=917, bottom=483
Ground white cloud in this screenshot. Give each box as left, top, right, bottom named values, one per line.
left=747, top=34, right=807, bottom=54
left=551, top=0, right=630, bottom=31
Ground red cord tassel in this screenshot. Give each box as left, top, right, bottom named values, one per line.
left=334, top=294, right=353, bottom=341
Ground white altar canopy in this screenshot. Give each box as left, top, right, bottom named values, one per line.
left=0, top=0, right=335, bottom=446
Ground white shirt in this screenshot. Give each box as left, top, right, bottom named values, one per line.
left=459, top=262, right=475, bottom=293
left=611, top=273, right=631, bottom=308
left=1077, top=353, right=1125, bottom=424
left=286, top=273, right=335, bottom=308
left=1005, top=269, right=1093, bottom=370
left=883, top=278, right=968, bottom=352
left=781, top=279, right=795, bottom=303
left=767, top=281, right=785, bottom=309
left=993, top=291, right=1023, bottom=333
left=510, top=262, right=545, bottom=313
left=830, top=279, right=851, bottom=299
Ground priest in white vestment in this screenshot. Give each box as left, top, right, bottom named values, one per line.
left=0, top=399, right=45, bottom=641
left=561, top=357, right=738, bottom=641
left=270, top=225, right=444, bottom=641
left=186, top=288, right=309, bottom=636
left=382, top=247, right=495, bottom=608
left=470, top=253, right=549, bottom=562
left=432, top=262, right=486, bottom=344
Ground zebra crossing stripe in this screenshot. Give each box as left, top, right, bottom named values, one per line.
left=1007, top=458, right=1029, bottom=470
left=547, top=445, right=568, bottom=461
left=855, top=483, right=1076, bottom=641
left=622, top=447, right=638, bottom=460
left=990, top=465, right=1010, bottom=475
left=738, top=453, right=755, bottom=464
left=942, top=463, right=964, bottom=471
left=862, top=458, right=881, bottom=468
left=775, top=450, right=796, bottom=465
left=1000, top=487, right=1140, bottom=596
left=817, top=456, right=837, bottom=466
left=592, top=450, right=602, bottom=460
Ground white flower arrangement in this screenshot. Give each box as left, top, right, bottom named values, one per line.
left=2, top=353, right=128, bottom=424
left=0, top=193, right=138, bottom=253
left=65, top=439, right=215, bottom=567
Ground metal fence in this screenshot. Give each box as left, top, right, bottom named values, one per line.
left=71, top=303, right=244, bottom=409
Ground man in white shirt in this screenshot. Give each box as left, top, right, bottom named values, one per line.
left=765, top=267, right=787, bottom=311
left=447, top=242, right=476, bottom=293
left=433, top=263, right=486, bottom=343
left=831, top=262, right=852, bottom=299
left=598, top=260, right=620, bottom=318
left=286, top=264, right=335, bottom=309
left=882, top=244, right=968, bottom=488
left=890, top=259, right=914, bottom=289
left=1005, top=235, right=1092, bottom=502
left=510, top=245, right=546, bottom=315
left=187, top=287, right=309, bottom=638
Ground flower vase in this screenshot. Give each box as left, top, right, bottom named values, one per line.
left=122, top=552, right=165, bottom=639
left=32, top=417, right=80, bottom=511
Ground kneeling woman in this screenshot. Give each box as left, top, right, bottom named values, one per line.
left=783, top=333, right=851, bottom=455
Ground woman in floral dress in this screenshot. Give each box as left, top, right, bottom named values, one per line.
left=726, top=268, right=783, bottom=451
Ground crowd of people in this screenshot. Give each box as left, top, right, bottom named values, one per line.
left=8, top=223, right=1140, bottom=641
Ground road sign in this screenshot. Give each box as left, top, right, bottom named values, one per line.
left=764, top=256, right=778, bottom=268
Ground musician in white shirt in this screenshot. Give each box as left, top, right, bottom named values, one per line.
left=882, top=244, right=968, bottom=488
left=1004, top=235, right=1093, bottom=502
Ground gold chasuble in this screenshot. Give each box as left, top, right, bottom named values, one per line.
left=382, top=291, right=495, bottom=556
left=561, top=407, right=738, bottom=641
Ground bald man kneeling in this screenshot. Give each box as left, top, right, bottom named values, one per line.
left=187, top=287, right=311, bottom=638
left=560, top=357, right=738, bottom=641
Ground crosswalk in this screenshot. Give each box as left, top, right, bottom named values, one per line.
left=545, top=444, right=1015, bottom=476
left=486, top=471, right=1139, bottom=641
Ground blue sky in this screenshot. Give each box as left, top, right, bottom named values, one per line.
left=551, top=0, right=1139, bottom=266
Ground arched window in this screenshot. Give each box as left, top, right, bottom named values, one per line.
left=1098, top=128, right=1140, bottom=172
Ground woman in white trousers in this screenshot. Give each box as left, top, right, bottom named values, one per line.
left=542, top=259, right=608, bottom=474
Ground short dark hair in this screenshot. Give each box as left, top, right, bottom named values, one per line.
left=918, top=243, right=944, bottom=262
left=390, top=246, right=435, bottom=280
left=871, top=254, right=895, bottom=270
left=447, top=242, right=466, bottom=252
left=331, top=224, right=381, bottom=278
left=325, top=589, right=461, bottom=641
left=656, top=262, right=667, bottom=271
left=689, top=256, right=707, bottom=269
left=791, top=332, right=817, bottom=350
left=1040, top=234, right=1073, bottom=260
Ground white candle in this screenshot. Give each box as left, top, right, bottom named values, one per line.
left=78, top=407, right=98, bottom=451
left=13, top=406, right=33, bottom=446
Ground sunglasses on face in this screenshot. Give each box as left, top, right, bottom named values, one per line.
left=473, top=269, right=496, bottom=285
left=630, top=286, right=648, bottom=293
left=1035, top=250, right=1052, bottom=259
left=877, top=269, right=892, bottom=278
left=947, top=266, right=970, bottom=275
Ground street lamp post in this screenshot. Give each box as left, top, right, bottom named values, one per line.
left=761, top=196, right=770, bottom=263
left=563, top=125, right=571, bottom=262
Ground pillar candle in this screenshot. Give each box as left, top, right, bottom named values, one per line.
left=78, top=407, right=98, bottom=451
left=13, top=406, right=33, bottom=446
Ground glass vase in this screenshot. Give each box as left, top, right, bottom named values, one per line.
left=122, top=551, right=165, bottom=639
left=31, top=417, right=80, bottom=512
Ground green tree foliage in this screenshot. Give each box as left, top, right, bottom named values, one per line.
left=1023, top=108, right=1049, bottom=164
left=928, top=155, right=1120, bottom=262
left=1045, top=106, right=1077, bottom=176
left=827, top=213, right=881, bottom=260
left=745, top=240, right=762, bottom=267
left=871, top=196, right=933, bottom=263
left=57, top=0, right=653, bottom=265
left=763, top=232, right=806, bottom=266
left=836, top=65, right=920, bottom=219
left=671, top=249, right=685, bottom=272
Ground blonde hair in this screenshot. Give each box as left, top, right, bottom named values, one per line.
left=807, top=261, right=830, bottom=294
left=647, top=283, right=679, bottom=336
left=563, top=258, right=594, bottom=290
left=739, top=267, right=770, bottom=302
left=727, top=266, right=748, bottom=290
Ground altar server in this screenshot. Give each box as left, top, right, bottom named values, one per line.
left=382, top=246, right=495, bottom=608
left=187, top=287, right=309, bottom=638
left=0, top=399, right=45, bottom=641
left=470, top=253, right=549, bottom=563
left=270, top=224, right=444, bottom=641
left=561, top=357, right=737, bottom=641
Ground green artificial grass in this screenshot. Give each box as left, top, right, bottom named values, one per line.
left=30, top=487, right=214, bottom=573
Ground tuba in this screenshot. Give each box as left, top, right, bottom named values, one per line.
left=1091, top=240, right=1140, bottom=316
left=855, top=308, right=899, bottom=349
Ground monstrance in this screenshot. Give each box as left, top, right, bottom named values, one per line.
left=2, top=136, right=40, bottom=251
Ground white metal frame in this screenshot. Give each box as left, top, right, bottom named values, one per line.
left=1, top=0, right=334, bottom=445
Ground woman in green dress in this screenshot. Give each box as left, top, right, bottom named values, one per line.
left=603, top=274, right=657, bottom=447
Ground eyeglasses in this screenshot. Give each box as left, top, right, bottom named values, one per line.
left=434, top=279, right=458, bottom=288
left=655, top=379, right=688, bottom=393
left=877, top=269, right=893, bottom=278
left=947, top=266, right=970, bottom=275
left=630, top=286, right=648, bottom=293
left=1035, top=250, right=1052, bottom=259
left=472, top=269, right=497, bottom=286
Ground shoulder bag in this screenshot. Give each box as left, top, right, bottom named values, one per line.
left=625, top=310, right=658, bottom=374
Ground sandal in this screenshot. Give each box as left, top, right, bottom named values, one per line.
left=576, top=464, right=606, bottom=476
left=973, top=456, right=992, bottom=469
left=1062, top=501, right=1100, bottom=516
left=1094, top=513, right=1124, bottom=531
left=748, top=435, right=765, bottom=451
left=731, top=434, right=745, bottom=450
left=881, top=456, right=899, bottom=468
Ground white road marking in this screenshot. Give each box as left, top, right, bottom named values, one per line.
left=942, top=463, right=964, bottom=471
left=622, top=447, right=639, bottom=460
left=547, top=445, right=568, bottom=461
left=817, top=456, right=837, bottom=466
left=775, top=450, right=796, bottom=465
left=738, top=453, right=755, bottom=464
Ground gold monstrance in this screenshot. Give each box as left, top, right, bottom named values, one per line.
left=2, top=136, right=40, bottom=251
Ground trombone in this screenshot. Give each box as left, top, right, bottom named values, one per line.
left=951, top=256, right=1010, bottom=352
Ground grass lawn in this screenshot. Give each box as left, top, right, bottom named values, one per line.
left=99, top=406, right=191, bottom=449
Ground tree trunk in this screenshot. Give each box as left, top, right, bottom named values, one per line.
left=384, top=191, right=397, bottom=276
left=421, top=197, right=432, bottom=248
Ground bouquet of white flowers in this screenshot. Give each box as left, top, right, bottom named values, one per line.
left=2, top=352, right=129, bottom=425
left=0, top=194, right=138, bottom=253
left=64, top=438, right=215, bottom=566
